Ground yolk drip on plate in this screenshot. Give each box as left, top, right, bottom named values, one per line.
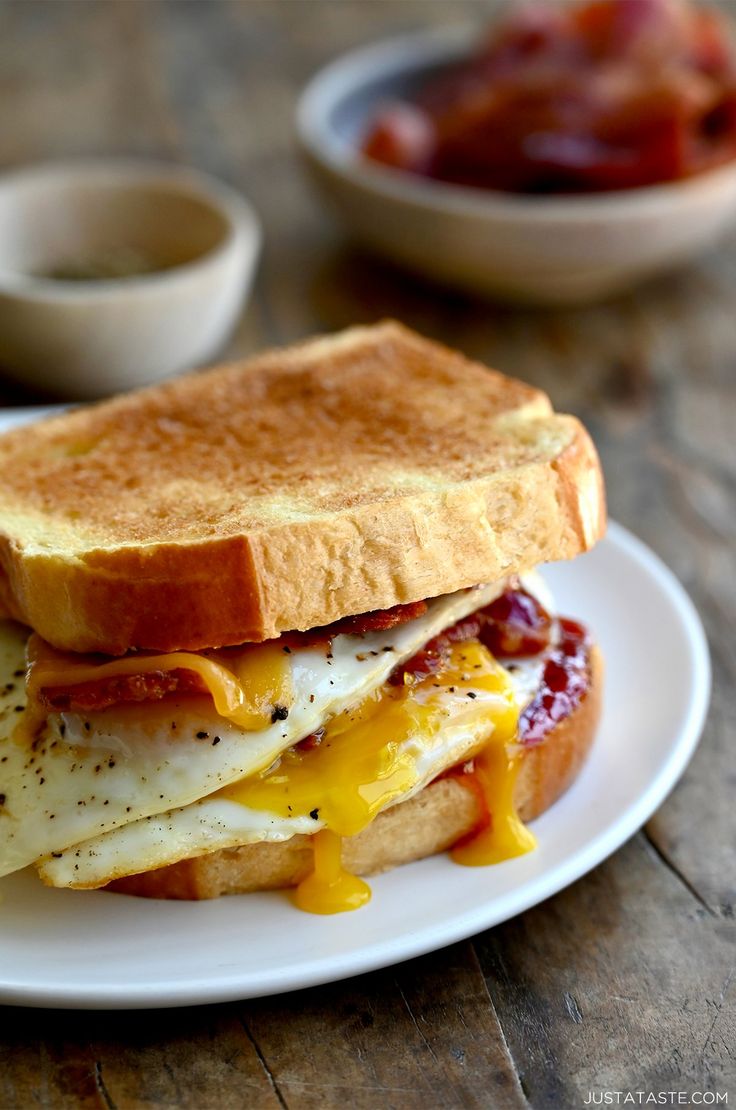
left=221, top=640, right=535, bottom=914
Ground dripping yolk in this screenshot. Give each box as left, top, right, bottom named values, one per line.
left=450, top=743, right=537, bottom=866
left=292, top=829, right=371, bottom=915
left=220, top=640, right=518, bottom=837
left=221, top=640, right=535, bottom=913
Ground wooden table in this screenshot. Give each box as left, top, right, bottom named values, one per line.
left=1, top=3, right=734, bottom=1106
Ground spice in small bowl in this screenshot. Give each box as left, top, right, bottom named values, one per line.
left=0, top=159, right=261, bottom=397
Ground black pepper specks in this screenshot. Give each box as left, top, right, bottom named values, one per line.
left=309, top=807, right=319, bottom=820
left=196, top=731, right=209, bottom=740
left=467, top=691, right=477, bottom=699
left=212, top=736, right=221, bottom=746
left=271, top=705, right=289, bottom=723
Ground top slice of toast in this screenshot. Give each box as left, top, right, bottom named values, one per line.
left=0, top=322, right=605, bottom=653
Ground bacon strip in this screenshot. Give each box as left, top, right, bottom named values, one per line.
left=285, top=600, right=428, bottom=647
left=40, top=668, right=208, bottom=713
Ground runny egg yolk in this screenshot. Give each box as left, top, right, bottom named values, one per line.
left=450, top=743, right=537, bottom=866
left=293, top=830, right=371, bottom=915
left=221, top=640, right=533, bottom=914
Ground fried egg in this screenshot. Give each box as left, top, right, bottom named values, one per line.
left=0, top=582, right=518, bottom=879
left=40, top=640, right=536, bottom=888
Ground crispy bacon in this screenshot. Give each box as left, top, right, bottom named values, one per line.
left=387, top=614, right=484, bottom=686
left=363, top=0, right=736, bottom=194
left=285, top=600, right=428, bottom=647
left=40, top=668, right=208, bottom=713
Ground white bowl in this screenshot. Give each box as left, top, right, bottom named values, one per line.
left=298, top=26, right=736, bottom=306
left=0, top=160, right=261, bottom=397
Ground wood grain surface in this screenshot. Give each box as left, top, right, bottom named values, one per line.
left=0, top=2, right=734, bottom=1107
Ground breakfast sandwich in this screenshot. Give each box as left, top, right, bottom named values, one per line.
left=0, top=322, right=605, bottom=913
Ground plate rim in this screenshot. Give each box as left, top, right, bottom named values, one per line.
left=0, top=520, right=711, bottom=1009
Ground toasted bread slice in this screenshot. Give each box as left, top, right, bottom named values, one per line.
left=0, top=322, right=604, bottom=654
left=108, top=646, right=602, bottom=900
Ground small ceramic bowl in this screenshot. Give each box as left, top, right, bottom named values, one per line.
left=0, top=160, right=261, bottom=397
left=298, top=26, right=736, bottom=306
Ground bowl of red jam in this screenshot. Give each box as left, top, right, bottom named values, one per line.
left=297, top=0, right=736, bottom=305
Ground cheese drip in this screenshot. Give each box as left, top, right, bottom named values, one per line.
left=24, top=636, right=292, bottom=731
left=222, top=640, right=528, bottom=913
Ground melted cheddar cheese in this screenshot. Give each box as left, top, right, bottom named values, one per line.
left=24, top=636, right=292, bottom=731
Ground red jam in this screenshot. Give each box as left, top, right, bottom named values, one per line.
left=478, top=585, right=553, bottom=657
left=518, top=617, right=590, bottom=745
left=362, top=0, right=736, bottom=194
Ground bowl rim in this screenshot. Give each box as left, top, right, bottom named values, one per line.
left=0, top=158, right=262, bottom=301
left=297, top=22, right=736, bottom=222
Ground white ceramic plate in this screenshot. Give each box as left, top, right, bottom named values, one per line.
left=0, top=494, right=709, bottom=1008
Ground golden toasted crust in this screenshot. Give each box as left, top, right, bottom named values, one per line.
left=108, top=647, right=603, bottom=901
left=0, top=322, right=605, bottom=653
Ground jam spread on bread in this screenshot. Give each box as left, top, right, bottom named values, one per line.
left=519, top=618, right=591, bottom=745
